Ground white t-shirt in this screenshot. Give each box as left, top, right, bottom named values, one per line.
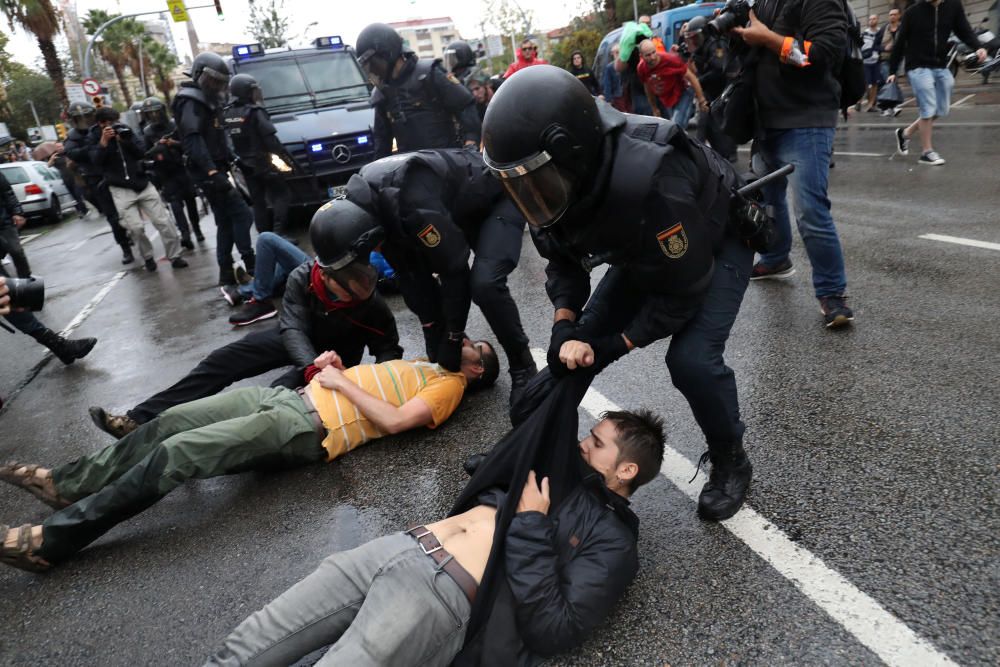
left=861, top=28, right=880, bottom=65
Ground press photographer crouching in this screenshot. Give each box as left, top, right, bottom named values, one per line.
left=89, top=107, right=188, bottom=272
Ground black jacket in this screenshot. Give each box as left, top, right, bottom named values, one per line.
left=222, top=103, right=287, bottom=173
left=452, top=370, right=639, bottom=666
left=172, top=81, right=234, bottom=180
left=0, top=170, right=24, bottom=226
left=88, top=125, right=149, bottom=191
left=372, top=54, right=481, bottom=159
left=751, top=0, right=848, bottom=129
left=568, top=64, right=601, bottom=96
left=278, top=262, right=403, bottom=372
left=63, top=127, right=99, bottom=181
left=889, top=0, right=980, bottom=72
left=694, top=35, right=739, bottom=100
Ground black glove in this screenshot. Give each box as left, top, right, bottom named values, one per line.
left=547, top=319, right=580, bottom=377
left=204, top=171, right=233, bottom=195
left=590, top=333, right=630, bottom=371
left=435, top=335, right=464, bottom=372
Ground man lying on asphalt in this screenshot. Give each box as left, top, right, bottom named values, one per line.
left=203, top=407, right=665, bottom=667
left=88, top=199, right=403, bottom=440
left=0, top=340, right=498, bottom=572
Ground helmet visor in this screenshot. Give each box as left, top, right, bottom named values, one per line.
left=197, top=66, right=230, bottom=98
left=443, top=49, right=460, bottom=74
left=484, top=150, right=574, bottom=228
left=317, top=258, right=378, bottom=301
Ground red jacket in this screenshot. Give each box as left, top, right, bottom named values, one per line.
left=503, top=49, right=549, bottom=78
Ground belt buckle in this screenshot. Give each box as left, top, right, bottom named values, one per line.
left=420, top=541, right=443, bottom=556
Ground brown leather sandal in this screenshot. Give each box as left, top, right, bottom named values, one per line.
left=0, top=463, right=71, bottom=509
left=1, top=524, right=51, bottom=573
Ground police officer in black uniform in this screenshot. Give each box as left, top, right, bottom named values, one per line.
left=64, top=102, right=133, bottom=264
left=355, top=23, right=482, bottom=159
left=172, top=51, right=256, bottom=285
left=443, top=40, right=478, bottom=84
left=482, top=66, right=759, bottom=521
left=687, top=16, right=739, bottom=162
left=141, top=97, right=203, bottom=246
left=343, top=148, right=536, bottom=402
left=222, top=74, right=293, bottom=239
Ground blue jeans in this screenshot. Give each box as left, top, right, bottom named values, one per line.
left=758, top=127, right=848, bottom=298
left=239, top=232, right=310, bottom=301
left=206, top=532, right=471, bottom=666
left=671, top=87, right=696, bottom=130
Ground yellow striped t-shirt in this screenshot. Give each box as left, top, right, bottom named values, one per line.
left=308, top=359, right=467, bottom=461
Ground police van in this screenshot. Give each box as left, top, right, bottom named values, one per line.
left=228, top=36, right=375, bottom=207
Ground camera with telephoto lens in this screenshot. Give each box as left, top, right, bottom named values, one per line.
left=676, top=39, right=692, bottom=59
left=706, top=0, right=755, bottom=36
left=4, top=276, right=45, bottom=311
left=113, top=123, right=133, bottom=138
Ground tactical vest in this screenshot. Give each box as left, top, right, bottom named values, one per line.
left=172, top=85, right=230, bottom=165
left=378, top=59, right=460, bottom=152
left=143, top=120, right=175, bottom=147
left=222, top=103, right=263, bottom=166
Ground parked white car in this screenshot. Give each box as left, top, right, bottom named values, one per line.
left=0, top=161, right=77, bottom=224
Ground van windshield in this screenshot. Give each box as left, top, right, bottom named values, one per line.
left=238, top=51, right=370, bottom=113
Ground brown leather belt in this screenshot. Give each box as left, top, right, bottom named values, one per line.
left=296, top=387, right=325, bottom=442
left=406, top=525, right=478, bottom=605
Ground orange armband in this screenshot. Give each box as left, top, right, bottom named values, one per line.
left=780, top=36, right=794, bottom=62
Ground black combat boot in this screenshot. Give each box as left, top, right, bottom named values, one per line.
left=30, top=329, right=97, bottom=365
left=219, top=263, right=236, bottom=286
left=697, top=442, right=753, bottom=521
left=508, top=349, right=538, bottom=408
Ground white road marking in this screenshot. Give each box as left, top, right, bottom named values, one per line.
left=529, top=348, right=959, bottom=667
left=849, top=121, right=1000, bottom=128
left=19, top=233, right=42, bottom=245
left=919, top=233, right=1000, bottom=252
left=951, top=93, right=976, bottom=107
left=736, top=147, right=887, bottom=157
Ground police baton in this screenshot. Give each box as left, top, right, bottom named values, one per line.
left=735, top=163, right=795, bottom=198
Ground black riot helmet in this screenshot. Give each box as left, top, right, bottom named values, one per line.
left=188, top=51, right=231, bottom=99
left=443, top=40, right=476, bottom=75
left=140, top=97, right=167, bottom=126
left=356, top=23, right=405, bottom=84
left=230, top=73, right=263, bottom=105
left=309, top=197, right=385, bottom=301
left=685, top=15, right=709, bottom=48
left=66, top=102, right=96, bottom=131
left=482, top=65, right=604, bottom=228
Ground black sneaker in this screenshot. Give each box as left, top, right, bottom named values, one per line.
left=696, top=447, right=753, bottom=521
left=171, top=257, right=189, bottom=269
left=220, top=285, right=244, bottom=306
left=144, top=258, right=157, bottom=272
left=750, top=259, right=795, bottom=281
left=121, top=249, right=134, bottom=265
left=229, top=298, right=277, bottom=326
left=895, top=127, right=909, bottom=155
left=818, top=295, right=855, bottom=329
left=919, top=150, right=945, bottom=166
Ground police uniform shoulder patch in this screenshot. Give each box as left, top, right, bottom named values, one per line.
left=446, top=72, right=461, bottom=85
left=716, top=47, right=725, bottom=59
left=657, top=223, right=688, bottom=259
left=418, top=224, right=442, bottom=248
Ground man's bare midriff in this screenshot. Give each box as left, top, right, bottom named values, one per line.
left=424, top=505, right=498, bottom=584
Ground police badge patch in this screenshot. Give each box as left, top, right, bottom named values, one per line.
left=657, top=223, right=688, bottom=259
left=418, top=224, right=442, bottom=248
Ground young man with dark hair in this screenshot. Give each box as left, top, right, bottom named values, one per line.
left=0, top=339, right=498, bottom=572
left=201, top=408, right=665, bottom=666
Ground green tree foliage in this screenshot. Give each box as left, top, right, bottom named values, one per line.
left=82, top=9, right=137, bottom=106
left=146, top=40, right=179, bottom=104
left=247, top=0, right=289, bottom=49
left=0, top=0, right=68, bottom=107
left=0, top=60, right=62, bottom=137
left=549, top=29, right=604, bottom=70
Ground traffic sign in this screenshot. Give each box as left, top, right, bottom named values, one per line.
left=166, top=0, right=189, bottom=22
left=81, top=78, right=101, bottom=95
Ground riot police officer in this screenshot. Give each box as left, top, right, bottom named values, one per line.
left=356, top=23, right=481, bottom=159
left=482, top=66, right=755, bottom=521
left=342, top=148, right=536, bottom=402
left=223, top=74, right=293, bottom=239
left=63, top=102, right=133, bottom=264
left=686, top=16, right=739, bottom=162
left=443, top=40, right=477, bottom=84
left=141, top=97, right=203, bottom=248
left=172, top=51, right=256, bottom=285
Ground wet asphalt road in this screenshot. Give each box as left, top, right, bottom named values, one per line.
left=1, top=101, right=998, bottom=667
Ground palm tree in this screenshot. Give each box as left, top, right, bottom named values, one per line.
left=146, top=40, right=179, bottom=104
left=121, top=19, right=154, bottom=98
left=82, top=9, right=134, bottom=106
left=0, top=0, right=68, bottom=108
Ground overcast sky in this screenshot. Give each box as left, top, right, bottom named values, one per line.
left=5, top=0, right=595, bottom=73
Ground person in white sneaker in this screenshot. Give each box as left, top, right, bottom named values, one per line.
left=888, top=0, right=987, bottom=165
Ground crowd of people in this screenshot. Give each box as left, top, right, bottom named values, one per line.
left=0, top=2, right=991, bottom=662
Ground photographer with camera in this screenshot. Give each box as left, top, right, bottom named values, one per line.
left=89, top=107, right=188, bottom=272
left=686, top=16, right=739, bottom=162
left=725, top=0, right=855, bottom=328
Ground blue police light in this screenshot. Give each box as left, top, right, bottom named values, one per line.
left=232, top=43, right=264, bottom=59
left=310, top=143, right=324, bottom=153
left=356, top=135, right=369, bottom=145
left=312, top=36, right=344, bottom=50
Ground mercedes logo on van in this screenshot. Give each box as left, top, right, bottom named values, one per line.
left=332, top=144, right=352, bottom=164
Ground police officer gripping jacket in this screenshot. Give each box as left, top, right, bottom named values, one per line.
left=172, top=51, right=256, bottom=286
left=223, top=74, right=294, bottom=239
left=356, top=23, right=481, bottom=159
left=482, top=65, right=769, bottom=521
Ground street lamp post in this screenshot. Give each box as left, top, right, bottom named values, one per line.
left=26, top=100, right=41, bottom=128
